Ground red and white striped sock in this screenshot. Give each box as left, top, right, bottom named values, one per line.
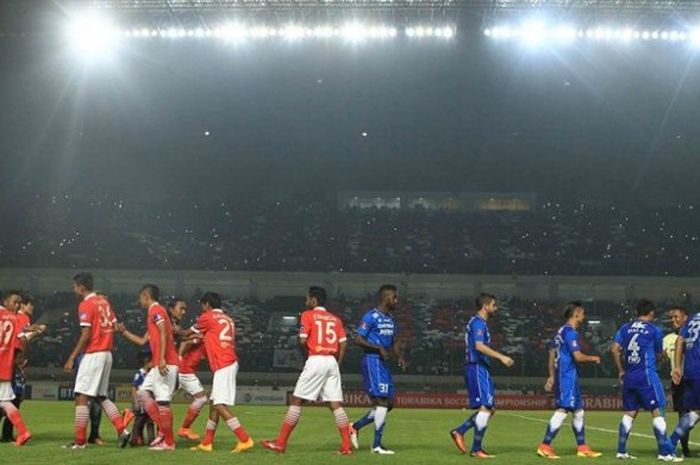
left=334, top=408, right=351, bottom=451
left=74, top=405, right=89, bottom=445
left=277, top=405, right=301, bottom=447
left=202, top=419, right=217, bottom=446
left=226, top=417, right=250, bottom=443
left=0, top=402, right=27, bottom=435
left=138, top=391, right=164, bottom=430
left=181, top=396, right=207, bottom=429
left=158, top=405, right=175, bottom=446
left=101, top=399, right=124, bottom=434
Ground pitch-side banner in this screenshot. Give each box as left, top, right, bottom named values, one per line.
left=335, top=391, right=624, bottom=411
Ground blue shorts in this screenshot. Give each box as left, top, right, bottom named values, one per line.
left=361, top=354, right=394, bottom=399
left=555, top=375, right=583, bottom=411
left=465, top=364, right=494, bottom=409
left=683, top=378, right=700, bottom=410
left=622, top=374, right=665, bottom=412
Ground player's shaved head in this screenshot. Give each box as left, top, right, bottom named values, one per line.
left=377, top=284, right=397, bottom=312
left=475, top=292, right=496, bottom=311
left=563, top=301, right=584, bottom=321
left=635, top=298, right=656, bottom=317
left=139, top=283, right=160, bottom=301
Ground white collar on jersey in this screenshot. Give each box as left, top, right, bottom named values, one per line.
left=83, top=292, right=97, bottom=301
left=313, top=307, right=327, bottom=312
left=213, top=308, right=224, bottom=313
left=149, top=302, right=160, bottom=309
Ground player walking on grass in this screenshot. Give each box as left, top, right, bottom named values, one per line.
left=665, top=305, right=692, bottom=457
left=449, top=292, right=514, bottom=459
left=350, top=284, right=407, bottom=455
left=117, top=284, right=179, bottom=451
left=611, top=299, right=681, bottom=462
left=185, top=292, right=254, bottom=454
left=63, top=273, right=130, bottom=450
left=669, top=308, right=700, bottom=454
left=537, top=301, right=602, bottom=459
left=261, top=286, right=352, bottom=455
left=0, top=290, right=31, bottom=446
left=167, top=298, right=208, bottom=441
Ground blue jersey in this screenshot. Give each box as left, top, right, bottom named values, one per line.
left=132, top=368, right=147, bottom=388
left=554, top=324, right=581, bottom=381
left=613, top=320, right=663, bottom=384
left=681, top=313, right=700, bottom=380
left=357, top=308, right=396, bottom=351
left=465, top=314, right=491, bottom=366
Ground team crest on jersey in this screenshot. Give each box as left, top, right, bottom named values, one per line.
left=154, top=313, right=163, bottom=323
left=80, top=312, right=87, bottom=320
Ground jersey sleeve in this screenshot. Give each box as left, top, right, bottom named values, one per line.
left=337, top=318, right=347, bottom=343
left=654, top=327, right=664, bottom=354
left=152, top=308, right=167, bottom=326
left=681, top=322, right=690, bottom=339
left=565, top=328, right=581, bottom=353
left=298, top=311, right=311, bottom=339
left=357, top=312, right=374, bottom=338
left=471, top=319, right=487, bottom=344
left=613, top=327, right=624, bottom=346
left=191, top=312, right=208, bottom=334
left=78, top=301, right=94, bottom=327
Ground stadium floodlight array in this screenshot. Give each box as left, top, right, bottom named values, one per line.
left=484, top=21, right=700, bottom=46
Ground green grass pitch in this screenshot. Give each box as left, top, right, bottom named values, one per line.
left=0, top=401, right=692, bottom=464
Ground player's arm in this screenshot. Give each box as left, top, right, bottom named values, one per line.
left=544, top=348, right=555, bottom=392
left=337, top=339, right=347, bottom=366
left=673, top=335, right=685, bottom=385
left=355, top=334, right=391, bottom=360
left=64, top=326, right=91, bottom=373
left=119, top=327, right=149, bottom=346
left=156, top=320, right=168, bottom=376
left=572, top=350, right=600, bottom=364
left=393, top=339, right=407, bottom=371
left=611, top=342, right=625, bottom=382
left=179, top=339, right=194, bottom=358
left=23, top=323, right=47, bottom=342
left=474, top=341, right=514, bottom=367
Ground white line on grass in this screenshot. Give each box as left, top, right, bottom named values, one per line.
left=501, top=411, right=700, bottom=447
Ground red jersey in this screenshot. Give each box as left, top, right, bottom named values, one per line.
left=299, top=307, right=347, bottom=356
left=0, top=307, right=22, bottom=381
left=147, top=303, right=179, bottom=366
left=79, top=293, right=117, bottom=353
left=193, top=309, right=237, bottom=372
left=179, top=340, right=205, bottom=375
left=14, top=311, right=30, bottom=351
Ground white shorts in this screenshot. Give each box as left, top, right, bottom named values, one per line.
left=140, top=365, right=179, bottom=402
left=211, top=362, right=238, bottom=406
left=0, top=381, right=15, bottom=402
left=74, top=351, right=112, bottom=397
left=178, top=373, right=205, bottom=396
left=293, top=355, right=343, bottom=402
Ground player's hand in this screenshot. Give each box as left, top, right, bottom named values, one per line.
left=544, top=376, right=554, bottom=392
left=380, top=348, right=392, bottom=361
left=158, top=359, right=169, bottom=376
left=500, top=355, right=515, bottom=367
left=114, top=322, right=126, bottom=334
left=37, top=324, right=47, bottom=333
left=618, top=371, right=625, bottom=383
left=63, top=357, right=74, bottom=374
left=592, top=356, right=601, bottom=365
left=672, top=367, right=683, bottom=385
left=398, top=356, right=408, bottom=372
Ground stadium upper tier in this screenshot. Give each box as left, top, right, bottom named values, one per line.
left=2, top=196, right=699, bottom=276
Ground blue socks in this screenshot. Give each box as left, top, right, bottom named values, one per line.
left=453, top=412, right=477, bottom=435
left=353, top=409, right=375, bottom=431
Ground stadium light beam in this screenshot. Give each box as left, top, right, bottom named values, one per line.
left=65, top=11, right=120, bottom=59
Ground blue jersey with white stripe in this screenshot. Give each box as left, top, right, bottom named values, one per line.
left=681, top=313, right=700, bottom=380
left=554, top=324, right=580, bottom=382
left=357, top=308, right=396, bottom=351
left=613, top=320, right=663, bottom=385
left=465, top=314, right=490, bottom=366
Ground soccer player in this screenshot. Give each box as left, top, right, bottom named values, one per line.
left=128, top=351, right=156, bottom=447
left=669, top=307, right=700, bottom=453
left=117, top=284, right=180, bottom=451
left=185, top=292, right=253, bottom=454
left=350, top=284, right=407, bottom=455
left=63, top=273, right=130, bottom=450
left=261, top=286, right=352, bottom=454
left=449, top=292, right=515, bottom=458
left=537, top=301, right=602, bottom=459
left=612, top=299, right=680, bottom=462
left=0, top=290, right=31, bottom=446
left=168, top=298, right=208, bottom=441
left=665, top=305, right=692, bottom=457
